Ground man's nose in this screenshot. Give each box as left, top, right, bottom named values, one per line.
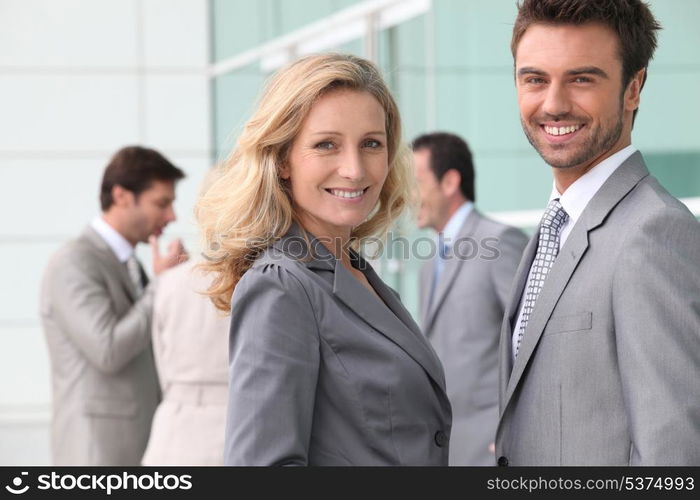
left=165, top=205, right=176, bottom=223
left=541, top=82, right=572, bottom=118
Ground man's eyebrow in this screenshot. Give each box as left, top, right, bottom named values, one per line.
left=516, top=66, right=610, bottom=79
left=566, top=66, right=609, bottom=79
left=517, top=67, right=546, bottom=77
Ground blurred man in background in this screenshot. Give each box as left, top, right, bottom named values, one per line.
left=414, top=132, right=527, bottom=465
left=40, top=145, right=186, bottom=465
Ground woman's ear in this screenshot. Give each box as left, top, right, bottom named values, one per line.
left=279, top=162, right=290, bottom=180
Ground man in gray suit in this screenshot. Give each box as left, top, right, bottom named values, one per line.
left=40, top=146, right=187, bottom=465
left=414, top=132, right=527, bottom=465
left=496, top=0, right=700, bottom=466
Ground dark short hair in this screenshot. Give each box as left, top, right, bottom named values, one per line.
left=99, top=146, right=185, bottom=211
left=412, top=132, right=475, bottom=202
left=511, top=0, right=661, bottom=91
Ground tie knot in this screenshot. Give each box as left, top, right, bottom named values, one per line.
left=436, top=235, right=451, bottom=260
left=126, top=254, right=139, bottom=269
left=541, top=198, right=569, bottom=231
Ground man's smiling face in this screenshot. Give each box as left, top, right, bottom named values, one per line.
left=515, top=22, right=635, bottom=173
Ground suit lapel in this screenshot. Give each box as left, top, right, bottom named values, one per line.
left=423, top=210, right=481, bottom=333
left=503, top=225, right=590, bottom=405
left=333, top=256, right=446, bottom=389
left=500, top=152, right=650, bottom=414
left=81, top=226, right=139, bottom=302
left=274, top=223, right=447, bottom=389
left=498, top=230, right=538, bottom=400
left=418, top=259, right=433, bottom=331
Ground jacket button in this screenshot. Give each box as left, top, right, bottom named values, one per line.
left=434, top=430, right=448, bottom=447
left=497, top=456, right=509, bottom=467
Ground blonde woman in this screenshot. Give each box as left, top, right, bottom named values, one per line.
left=197, top=53, right=451, bottom=466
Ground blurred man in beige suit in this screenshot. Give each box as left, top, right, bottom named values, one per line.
left=40, top=146, right=186, bottom=465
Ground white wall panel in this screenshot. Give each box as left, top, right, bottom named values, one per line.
left=0, top=158, right=105, bottom=238
left=142, top=0, right=208, bottom=68
left=0, top=326, right=51, bottom=404
left=143, top=75, right=210, bottom=151
left=0, top=425, right=50, bottom=465
left=0, top=0, right=139, bottom=68
left=0, top=75, right=140, bottom=152
left=0, top=242, right=62, bottom=323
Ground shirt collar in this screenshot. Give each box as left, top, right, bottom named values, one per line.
left=440, top=201, right=473, bottom=247
left=90, top=216, right=134, bottom=263
left=549, top=145, right=637, bottom=225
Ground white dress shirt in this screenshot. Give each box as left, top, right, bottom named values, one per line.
left=91, top=216, right=134, bottom=263
left=511, top=145, right=637, bottom=360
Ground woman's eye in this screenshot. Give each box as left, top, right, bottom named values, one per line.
left=315, top=141, right=335, bottom=150
left=363, top=139, right=382, bottom=148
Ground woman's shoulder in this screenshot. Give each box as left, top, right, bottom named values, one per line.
left=253, top=243, right=313, bottom=274
left=236, top=244, right=317, bottom=296
left=231, top=246, right=324, bottom=333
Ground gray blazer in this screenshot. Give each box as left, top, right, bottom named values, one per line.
left=225, top=224, right=452, bottom=465
left=496, top=152, right=700, bottom=465
left=40, top=226, right=160, bottom=465
left=420, top=210, right=527, bottom=465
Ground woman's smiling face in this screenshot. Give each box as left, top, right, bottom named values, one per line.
left=283, top=88, right=389, bottom=242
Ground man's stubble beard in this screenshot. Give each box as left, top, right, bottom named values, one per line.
left=521, top=101, right=624, bottom=170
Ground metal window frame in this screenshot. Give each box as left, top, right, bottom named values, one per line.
left=208, top=0, right=431, bottom=76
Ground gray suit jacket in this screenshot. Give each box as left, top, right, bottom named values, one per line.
left=225, top=224, right=452, bottom=465
left=496, top=152, right=700, bottom=465
left=40, top=226, right=160, bottom=465
left=420, top=209, right=527, bottom=465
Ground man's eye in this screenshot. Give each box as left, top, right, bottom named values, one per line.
left=315, top=141, right=335, bottom=150
left=526, top=77, right=545, bottom=84
left=363, top=139, right=382, bottom=148
left=573, top=77, right=592, bottom=83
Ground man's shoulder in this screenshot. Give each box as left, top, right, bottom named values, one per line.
left=623, top=174, right=696, bottom=224
left=47, top=230, right=110, bottom=272
left=605, top=175, right=700, bottom=253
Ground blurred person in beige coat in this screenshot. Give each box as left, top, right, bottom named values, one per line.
left=141, top=258, right=229, bottom=465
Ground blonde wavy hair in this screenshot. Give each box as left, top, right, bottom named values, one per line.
left=196, top=53, right=416, bottom=311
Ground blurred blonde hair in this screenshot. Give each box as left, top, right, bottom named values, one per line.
left=196, top=53, right=416, bottom=312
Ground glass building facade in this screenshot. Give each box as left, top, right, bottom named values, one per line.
left=209, top=0, right=700, bottom=317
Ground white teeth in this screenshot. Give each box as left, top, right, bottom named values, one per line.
left=330, top=189, right=364, bottom=199
left=544, top=125, right=581, bottom=136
